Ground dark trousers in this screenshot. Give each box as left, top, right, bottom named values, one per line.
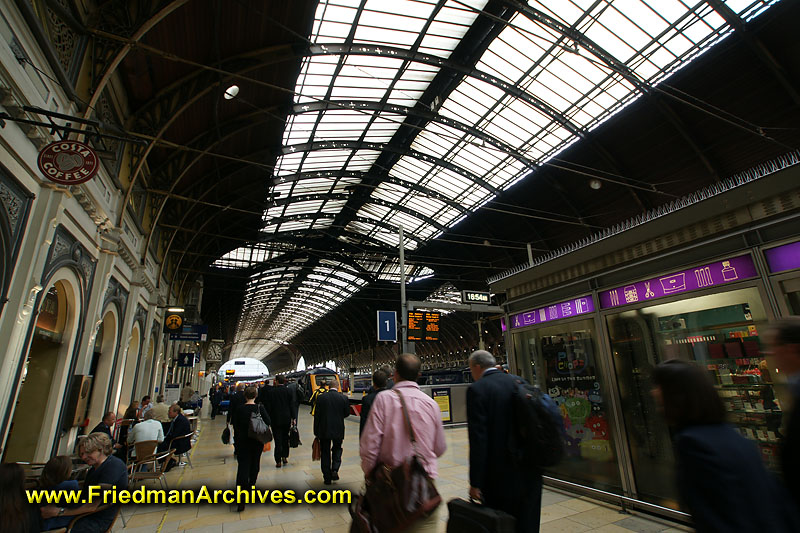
left=236, top=443, right=263, bottom=488
left=484, top=475, right=543, bottom=533
left=273, top=425, right=290, bottom=463
left=211, top=403, right=218, bottom=419
left=319, top=438, right=343, bottom=481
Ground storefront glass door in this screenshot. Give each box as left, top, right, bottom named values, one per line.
left=606, top=286, right=777, bottom=509
left=513, top=318, right=623, bottom=493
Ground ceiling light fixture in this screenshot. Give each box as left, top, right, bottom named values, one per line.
left=589, top=179, right=602, bottom=190
left=223, top=85, right=239, bottom=100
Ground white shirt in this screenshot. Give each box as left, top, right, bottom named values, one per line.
left=128, top=419, right=165, bottom=454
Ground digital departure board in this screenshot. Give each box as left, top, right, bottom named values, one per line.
left=407, top=311, right=440, bottom=341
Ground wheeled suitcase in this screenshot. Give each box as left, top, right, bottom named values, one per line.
left=446, top=498, right=516, bottom=533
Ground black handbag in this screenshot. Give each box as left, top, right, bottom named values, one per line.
left=446, top=498, right=516, bottom=533
left=248, top=409, right=273, bottom=444
left=289, top=425, right=302, bottom=448
left=221, top=425, right=230, bottom=445
left=350, top=389, right=441, bottom=533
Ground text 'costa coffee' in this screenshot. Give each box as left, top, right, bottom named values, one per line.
left=37, top=141, right=99, bottom=185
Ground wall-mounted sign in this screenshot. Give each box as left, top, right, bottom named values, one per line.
left=377, top=310, right=397, bottom=342
left=177, top=352, right=196, bottom=367
left=168, top=324, right=207, bottom=341
left=599, top=254, right=758, bottom=310
left=163, top=312, right=184, bottom=333
left=432, top=388, right=451, bottom=423
left=505, top=296, right=594, bottom=331
left=461, top=290, right=490, bottom=304
left=407, top=311, right=440, bottom=341
left=37, top=141, right=99, bottom=185
left=765, top=241, right=800, bottom=273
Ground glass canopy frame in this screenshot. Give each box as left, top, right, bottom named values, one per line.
left=220, top=0, right=779, bottom=361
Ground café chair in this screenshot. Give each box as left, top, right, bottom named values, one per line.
left=128, top=450, right=174, bottom=491
left=130, top=440, right=159, bottom=471
left=171, top=433, right=194, bottom=468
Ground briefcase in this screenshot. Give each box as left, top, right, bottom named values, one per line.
left=446, top=498, right=515, bottom=533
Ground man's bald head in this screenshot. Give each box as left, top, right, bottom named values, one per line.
left=395, top=353, right=421, bottom=382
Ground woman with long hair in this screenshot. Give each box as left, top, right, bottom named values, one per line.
left=652, top=359, right=797, bottom=532
left=39, top=455, right=79, bottom=530
left=0, top=462, right=41, bottom=533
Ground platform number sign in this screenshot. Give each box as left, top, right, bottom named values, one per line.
left=377, top=310, right=397, bottom=342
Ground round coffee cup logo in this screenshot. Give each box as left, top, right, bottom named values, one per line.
left=37, top=141, right=99, bottom=185
left=165, top=314, right=183, bottom=331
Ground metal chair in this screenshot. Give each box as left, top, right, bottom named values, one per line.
left=128, top=450, right=174, bottom=491
left=170, top=433, right=194, bottom=468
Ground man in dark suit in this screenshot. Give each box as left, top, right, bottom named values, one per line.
left=159, top=404, right=192, bottom=470
left=359, top=369, right=387, bottom=436
left=227, top=383, right=245, bottom=425
left=467, top=350, right=541, bottom=532
left=260, top=375, right=296, bottom=467
left=313, top=384, right=350, bottom=484
left=91, top=411, right=124, bottom=454
left=769, top=318, right=800, bottom=510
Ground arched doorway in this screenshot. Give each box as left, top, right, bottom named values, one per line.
left=4, top=277, right=80, bottom=462
left=117, top=324, right=141, bottom=416
left=85, top=308, right=119, bottom=430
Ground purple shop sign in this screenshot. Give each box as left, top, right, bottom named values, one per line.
left=505, top=296, right=595, bottom=331
left=599, top=254, right=758, bottom=310
left=765, top=241, right=800, bottom=273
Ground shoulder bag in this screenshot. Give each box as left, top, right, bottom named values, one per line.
left=248, top=407, right=273, bottom=444
left=350, top=389, right=441, bottom=533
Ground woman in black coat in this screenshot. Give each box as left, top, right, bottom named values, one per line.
left=652, top=360, right=797, bottom=532
left=232, top=385, right=270, bottom=512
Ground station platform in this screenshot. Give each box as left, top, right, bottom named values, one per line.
left=112, top=411, right=691, bottom=533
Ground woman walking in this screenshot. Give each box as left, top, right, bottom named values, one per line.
left=232, top=385, right=271, bottom=512
left=652, top=359, right=798, bottom=532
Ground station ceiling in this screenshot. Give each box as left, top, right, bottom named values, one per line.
left=87, top=0, right=800, bottom=371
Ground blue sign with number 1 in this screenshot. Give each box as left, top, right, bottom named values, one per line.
left=377, top=311, right=397, bottom=342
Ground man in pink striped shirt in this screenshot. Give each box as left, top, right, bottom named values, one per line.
left=360, top=353, right=447, bottom=532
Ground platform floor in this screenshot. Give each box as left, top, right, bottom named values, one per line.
left=113, top=409, right=692, bottom=533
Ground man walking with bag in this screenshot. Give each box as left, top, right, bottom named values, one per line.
left=359, top=354, right=446, bottom=532
left=313, top=383, right=350, bottom=485
left=467, top=350, right=542, bottom=532
left=261, top=375, right=296, bottom=468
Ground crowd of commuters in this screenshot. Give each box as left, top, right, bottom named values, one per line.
left=3, top=317, right=800, bottom=531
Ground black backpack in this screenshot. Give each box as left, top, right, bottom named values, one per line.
left=510, top=379, right=565, bottom=469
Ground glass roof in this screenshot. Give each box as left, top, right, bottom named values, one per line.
left=226, top=0, right=779, bottom=362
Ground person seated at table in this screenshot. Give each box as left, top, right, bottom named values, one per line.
left=41, top=433, right=127, bottom=533
left=90, top=411, right=124, bottom=453
left=0, top=462, right=42, bottom=533
left=128, top=410, right=164, bottom=458
left=158, top=404, right=192, bottom=471
left=139, top=395, right=153, bottom=417
left=38, top=455, right=80, bottom=530
left=122, top=401, right=139, bottom=421
left=149, top=394, right=170, bottom=424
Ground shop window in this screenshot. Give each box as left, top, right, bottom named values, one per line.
left=606, top=287, right=776, bottom=509
left=513, top=318, right=622, bottom=493
left=779, top=278, right=800, bottom=315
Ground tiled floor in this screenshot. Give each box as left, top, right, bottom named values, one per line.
left=113, top=409, right=692, bottom=533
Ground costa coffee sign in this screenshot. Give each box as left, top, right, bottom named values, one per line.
left=37, top=141, right=99, bottom=185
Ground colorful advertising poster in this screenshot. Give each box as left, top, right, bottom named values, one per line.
left=599, top=254, right=757, bottom=310
left=432, top=388, right=451, bottom=423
